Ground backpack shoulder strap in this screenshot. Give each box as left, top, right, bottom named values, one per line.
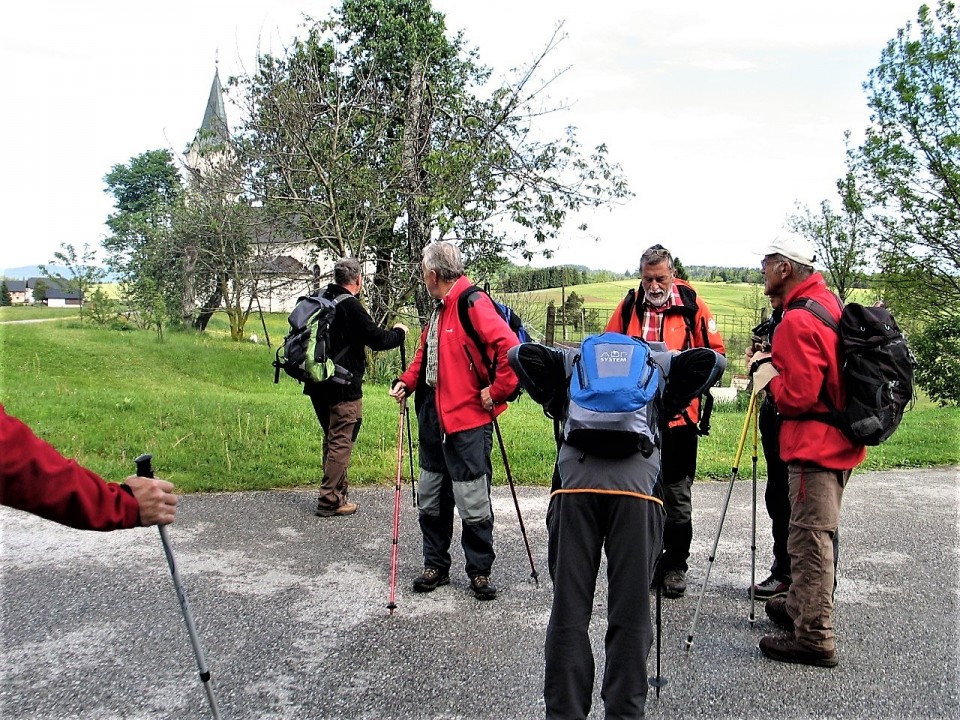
left=787, top=297, right=840, bottom=333
left=326, top=292, right=355, bottom=364
left=676, top=284, right=704, bottom=347
left=620, top=288, right=637, bottom=333
left=458, top=285, right=493, bottom=375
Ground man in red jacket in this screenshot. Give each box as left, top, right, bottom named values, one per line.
left=390, top=241, right=520, bottom=600
left=750, top=234, right=865, bottom=668
left=1, top=404, right=178, bottom=530
left=606, top=244, right=726, bottom=598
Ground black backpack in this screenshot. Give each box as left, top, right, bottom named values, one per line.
left=457, top=284, right=529, bottom=400
left=273, top=293, right=352, bottom=385
left=788, top=298, right=915, bottom=445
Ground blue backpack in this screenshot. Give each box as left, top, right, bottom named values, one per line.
left=564, top=332, right=663, bottom=458
left=458, top=284, right=531, bottom=401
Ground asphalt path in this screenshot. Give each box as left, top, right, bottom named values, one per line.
left=2, top=467, right=958, bottom=719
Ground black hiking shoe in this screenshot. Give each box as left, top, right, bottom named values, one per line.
left=413, top=567, right=450, bottom=593
left=663, top=569, right=687, bottom=598
left=470, top=575, right=497, bottom=600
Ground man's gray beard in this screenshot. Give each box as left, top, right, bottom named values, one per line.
left=644, top=289, right=669, bottom=307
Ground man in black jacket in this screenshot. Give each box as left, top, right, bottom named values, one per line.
left=305, top=257, right=407, bottom=517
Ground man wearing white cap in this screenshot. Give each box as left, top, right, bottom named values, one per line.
left=749, top=234, right=865, bottom=668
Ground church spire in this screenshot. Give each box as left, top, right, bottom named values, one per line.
left=186, top=57, right=235, bottom=180
left=198, top=58, right=228, bottom=141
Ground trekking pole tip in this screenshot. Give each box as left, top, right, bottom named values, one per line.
left=684, top=636, right=693, bottom=652
left=648, top=676, right=668, bottom=694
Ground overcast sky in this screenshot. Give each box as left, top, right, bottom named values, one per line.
left=0, top=0, right=924, bottom=274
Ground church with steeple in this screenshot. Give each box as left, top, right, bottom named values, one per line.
left=183, top=64, right=316, bottom=314
left=185, top=64, right=235, bottom=186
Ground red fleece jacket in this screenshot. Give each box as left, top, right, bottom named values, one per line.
left=399, top=276, right=520, bottom=434
left=768, top=274, right=866, bottom=470
left=0, top=404, right=141, bottom=530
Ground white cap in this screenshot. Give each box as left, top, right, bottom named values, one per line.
left=755, top=234, right=817, bottom=266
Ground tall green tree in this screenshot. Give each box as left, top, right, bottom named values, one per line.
left=0, top=281, right=11, bottom=306
left=847, top=0, right=960, bottom=322
left=235, top=0, right=631, bottom=324
left=40, top=243, right=106, bottom=320
left=787, top=173, right=871, bottom=304
left=102, top=149, right=184, bottom=333
left=176, top=153, right=263, bottom=340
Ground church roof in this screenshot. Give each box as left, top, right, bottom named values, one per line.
left=189, top=67, right=231, bottom=160
left=199, top=68, right=228, bottom=138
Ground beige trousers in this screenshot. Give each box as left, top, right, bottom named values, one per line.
left=785, top=463, right=850, bottom=652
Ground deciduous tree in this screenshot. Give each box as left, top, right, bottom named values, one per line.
left=847, top=0, right=960, bottom=322
left=40, top=243, right=106, bottom=321
left=102, top=150, right=184, bottom=333
left=235, top=0, right=630, bottom=324
left=787, top=173, right=871, bottom=304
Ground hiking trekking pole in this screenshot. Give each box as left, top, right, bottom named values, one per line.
left=684, top=391, right=758, bottom=651
left=648, top=551, right=667, bottom=697
left=387, top=391, right=406, bottom=614
left=748, top=399, right=760, bottom=626
left=400, top=343, right=417, bottom=508
left=492, top=418, right=540, bottom=587
left=134, top=454, right=221, bottom=719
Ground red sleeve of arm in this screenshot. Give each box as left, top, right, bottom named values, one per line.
left=398, top=327, right=428, bottom=391
left=470, top=298, right=521, bottom=403
left=0, top=406, right=140, bottom=531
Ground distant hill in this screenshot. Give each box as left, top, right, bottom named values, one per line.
left=1, top=264, right=117, bottom=282
left=2, top=264, right=68, bottom=280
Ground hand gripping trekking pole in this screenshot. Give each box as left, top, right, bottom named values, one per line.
left=492, top=418, right=539, bottom=587
left=684, top=391, right=758, bottom=651
left=135, top=455, right=221, bottom=719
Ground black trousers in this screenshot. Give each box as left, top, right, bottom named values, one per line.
left=544, top=492, right=663, bottom=720
left=760, top=400, right=791, bottom=580
left=415, top=389, right=495, bottom=578
left=660, top=424, right=698, bottom=573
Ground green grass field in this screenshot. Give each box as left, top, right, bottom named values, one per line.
left=0, top=306, right=81, bottom=322
left=1, top=317, right=956, bottom=496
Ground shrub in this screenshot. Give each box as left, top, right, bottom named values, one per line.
left=911, top=313, right=960, bottom=407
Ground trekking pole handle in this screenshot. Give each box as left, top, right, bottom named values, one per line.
left=135, top=453, right=154, bottom=479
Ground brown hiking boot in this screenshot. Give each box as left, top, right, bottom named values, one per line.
left=412, top=567, right=450, bottom=592
left=765, top=596, right=794, bottom=631
left=470, top=575, right=497, bottom=600
left=759, top=633, right=838, bottom=668
left=315, top=502, right=358, bottom=517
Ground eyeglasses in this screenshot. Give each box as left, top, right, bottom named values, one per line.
left=761, top=256, right=786, bottom=271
